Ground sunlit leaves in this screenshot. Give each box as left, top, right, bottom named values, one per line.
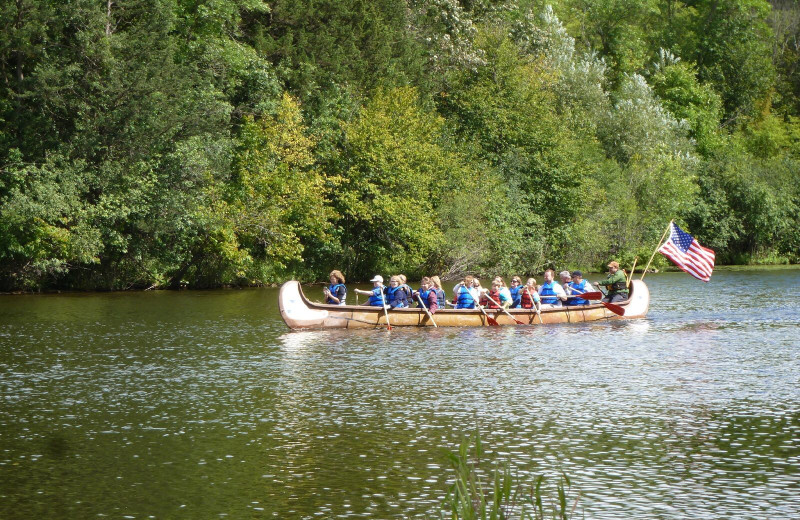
left=232, top=93, right=332, bottom=279
left=335, top=86, right=457, bottom=276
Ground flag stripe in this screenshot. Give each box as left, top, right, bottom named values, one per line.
left=661, top=247, right=710, bottom=280
left=686, top=248, right=713, bottom=272
left=657, top=222, right=716, bottom=282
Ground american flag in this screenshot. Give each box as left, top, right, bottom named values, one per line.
left=658, top=222, right=715, bottom=282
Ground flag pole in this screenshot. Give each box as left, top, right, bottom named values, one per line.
left=640, top=220, right=673, bottom=281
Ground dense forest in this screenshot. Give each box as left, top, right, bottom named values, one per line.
left=1, top=0, right=798, bottom=291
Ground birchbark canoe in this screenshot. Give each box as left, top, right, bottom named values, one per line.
left=279, top=279, right=650, bottom=329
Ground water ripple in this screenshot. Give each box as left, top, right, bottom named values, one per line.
left=1, top=272, right=799, bottom=518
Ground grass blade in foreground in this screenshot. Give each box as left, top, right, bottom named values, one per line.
left=436, top=434, right=579, bottom=520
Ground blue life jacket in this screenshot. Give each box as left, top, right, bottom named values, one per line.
left=456, top=285, right=475, bottom=309
left=435, top=288, right=446, bottom=308
left=386, top=286, right=407, bottom=308
left=509, top=285, right=522, bottom=308
left=400, top=284, right=412, bottom=306
left=540, top=282, right=559, bottom=305
left=326, top=283, right=346, bottom=305
left=368, top=287, right=385, bottom=306
left=566, top=280, right=588, bottom=305
left=416, top=288, right=432, bottom=308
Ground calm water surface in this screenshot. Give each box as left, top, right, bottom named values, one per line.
left=1, top=270, right=799, bottom=519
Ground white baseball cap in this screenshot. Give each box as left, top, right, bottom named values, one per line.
left=369, top=275, right=383, bottom=283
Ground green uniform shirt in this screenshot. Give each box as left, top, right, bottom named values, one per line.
left=596, top=270, right=628, bottom=295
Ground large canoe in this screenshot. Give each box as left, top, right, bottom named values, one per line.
left=279, top=279, right=650, bottom=329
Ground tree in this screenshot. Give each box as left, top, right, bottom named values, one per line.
left=231, top=93, right=333, bottom=283
left=562, top=0, right=660, bottom=82
left=334, top=86, right=461, bottom=278
left=0, top=153, right=100, bottom=290
left=767, top=0, right=800, bottom=117
left=649, top=53, right=724, bottom=154
left=691, top=0, right=775, bottom=121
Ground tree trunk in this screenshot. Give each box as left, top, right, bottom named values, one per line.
left=106, top=0, right=114, bottom=36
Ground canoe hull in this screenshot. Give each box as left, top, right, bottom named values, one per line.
left=279, top=279, right=649, bottom=329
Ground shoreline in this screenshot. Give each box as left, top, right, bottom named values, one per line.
left=2, top=264, right=799, bottom=296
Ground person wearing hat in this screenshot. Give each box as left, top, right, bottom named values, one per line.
left=565, top=270, right=593, bottom=305
left=355, top=275, right=388, bottom=306
left=595, top=261, right=628, bottom=303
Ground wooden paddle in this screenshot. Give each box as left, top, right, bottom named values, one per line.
left=483, top=293, right=524, bottom=325
left=379, top=286, right=392, bottom=330
left=602, top=300, right=626, bottom=316
left=524, top=287, right=544, bottom=324
left=593, top=286, right=626, bottom=316
left=565, top=290, right=603, bottom=301
left=453, top=283, right=498, bottom=326
left=475, top=302, right=500, bottom=326
left=416, top=293, right=438, bottom=328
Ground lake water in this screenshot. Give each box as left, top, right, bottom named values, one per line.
left=1, top=270, right=799, bottom=519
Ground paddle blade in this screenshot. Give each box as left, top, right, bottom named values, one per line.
left=602, top=301, right=625, bottom=316
left=507, top=313, right=524, bottom=325
left=487, top=316, right=499, bottom=326
left=576, top=291, right=603, bottom=301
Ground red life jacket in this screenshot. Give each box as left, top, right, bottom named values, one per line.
left=485, top=289, right=502, bottom=309
left=520, top=288, right=537, bottom=309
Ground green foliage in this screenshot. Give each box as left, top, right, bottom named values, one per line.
left=690, top=0, right=775, bottom=121
left=232, top=93, right=333, bottom=282
left=686, top=137, right=800, bottom=262
left=334, top=86, right=461, bottom=278
left=438, top=26, right=586, bottom=273
left=562, top=0, right=660, bottom=81
left=649, top=56, right=724, bottom=154
left=768, top=0, right=800, bottom=117
left=260, top=0, right=427, bottom=101
left=0, top=154, right=99, bottom=290
left=1, top=0, right=798, bottom=291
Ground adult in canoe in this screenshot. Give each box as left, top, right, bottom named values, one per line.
left=595, top=261, right=629, bottom=303
left=559, top=271, right=572, bottom=292
left=539, top=269, right=568, bottom=308
left=453, top=275, right=477, bottom=309
left=565, top=270, right=593, bottom=305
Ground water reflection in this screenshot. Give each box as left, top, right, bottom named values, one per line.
left=278, top=330, right=323, bottom=352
